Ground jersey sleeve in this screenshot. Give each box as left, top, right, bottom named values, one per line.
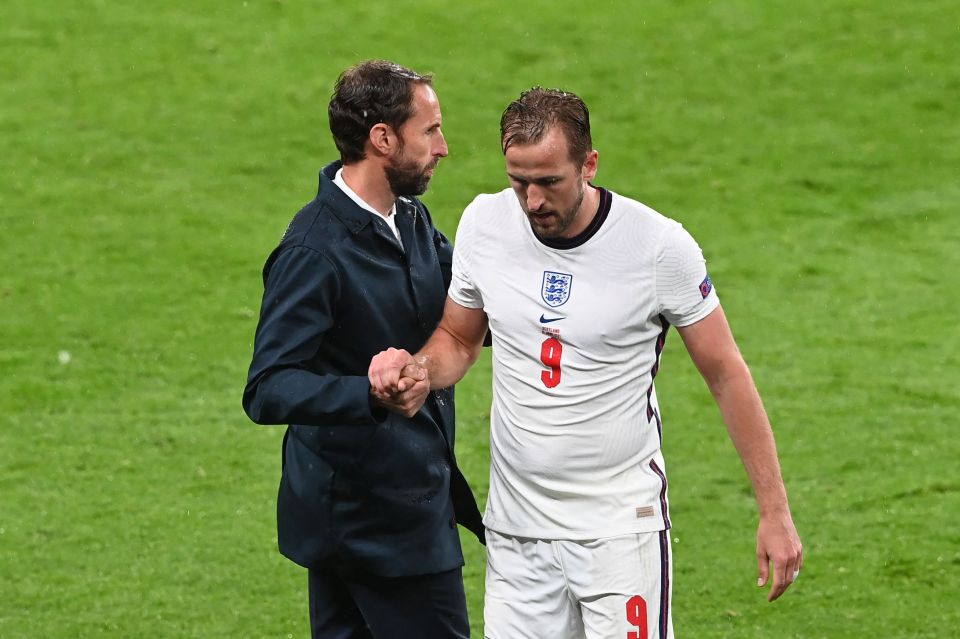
left=448, top=199, right=484, bottom=309
left=656, top=223, right=720, bottom=326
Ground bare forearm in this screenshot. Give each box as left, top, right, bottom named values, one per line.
left=368, top=299, right=487, bottom=399
left=416, top=324, right=482, bottom=389
left=708, top=360, right=790, bottom=516
left=679, top=307, right=802, bottom=599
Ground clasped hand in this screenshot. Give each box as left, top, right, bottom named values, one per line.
left=368, top=348, right=430, bottom=417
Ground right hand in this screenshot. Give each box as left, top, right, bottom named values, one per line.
left=369, top=348, right=422, bottom=394
left=369, top=348, right=430, bottom=417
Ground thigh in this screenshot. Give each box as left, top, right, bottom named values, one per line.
left=308, top=567, right=372, bottom=639
left=563, top=531, right=673, bottom=639
left=347, top=567, right=470, bottom=639
left=484, top=530, right=584, bottom=639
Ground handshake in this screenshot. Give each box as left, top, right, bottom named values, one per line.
left=368, top=348, right=432, bottom=418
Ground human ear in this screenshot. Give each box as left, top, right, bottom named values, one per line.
left=582, top=149, right=599, bottom=181
left=368, top=123, right=396, bottom=156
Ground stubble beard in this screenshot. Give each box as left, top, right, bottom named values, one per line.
left=385, top=145, right=435, bottom=197
left=528, top=181, right=585, bottom=239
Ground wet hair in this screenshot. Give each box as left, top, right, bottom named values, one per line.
left=500, top=87, right=592, bottom=164
left=328, top=60, right=433, bottom=163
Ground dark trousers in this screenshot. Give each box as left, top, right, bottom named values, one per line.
left=308, top=563, right=470, bottom=639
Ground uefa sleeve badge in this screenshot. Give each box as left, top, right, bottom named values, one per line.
left=699, top=274, right=713, bottom=299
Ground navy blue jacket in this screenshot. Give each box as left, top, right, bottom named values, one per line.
left=243, top=162, right=484, bottom=577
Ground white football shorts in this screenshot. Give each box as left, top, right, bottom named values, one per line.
left=484, top=529, right=674, bottom=639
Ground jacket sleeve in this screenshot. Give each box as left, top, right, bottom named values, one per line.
left=427, top=209, right=454, bottom=290
left=242, top=244, right=379, bottom=426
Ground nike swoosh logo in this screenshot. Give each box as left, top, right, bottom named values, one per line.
left=539, top=314, right=565, bottom=323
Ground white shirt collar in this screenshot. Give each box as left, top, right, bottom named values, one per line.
left=333, top=168, right=402, bottom=246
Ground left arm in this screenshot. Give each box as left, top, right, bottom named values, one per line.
left=677, top=305, right=803, bottom=602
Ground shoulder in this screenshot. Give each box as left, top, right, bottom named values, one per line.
left=459, top=188, right=517, bottom=232
left=607, top=190, right=678, bottom=231
left=278, top=198, right=348, bottom=252
left=260, top=233, right=341, bottom=297
left=598, top=190, right=687, bottom=252
left=468, top=188, right=516, bottom=211
left=259, top=202, right=352, bottom=292
left=281, top=166, right=379, bottom=253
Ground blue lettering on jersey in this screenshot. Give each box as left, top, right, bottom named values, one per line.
left=542, top=271, right=573, bottom=307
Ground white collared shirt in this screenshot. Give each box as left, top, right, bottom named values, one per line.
left=334, top=168, right=403, bottom=247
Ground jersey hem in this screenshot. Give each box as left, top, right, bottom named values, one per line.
left=483, top=518, right=670, bottom=541
left=447, top=290, right=484, bottom=309
left=671, top=294, right=720, bottom=328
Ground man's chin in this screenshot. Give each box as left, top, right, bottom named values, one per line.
left=390, top=176, right=432, bottom=197
left=527, top=214, right=558, bottom=238
left=530, top=222, right=560, bottom=239
left=407, top=177, right=431, bottom=196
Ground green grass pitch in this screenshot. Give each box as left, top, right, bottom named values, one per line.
left=2, top=1, right=958, bottom=636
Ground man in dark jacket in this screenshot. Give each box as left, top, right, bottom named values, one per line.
left=243, top=60, right=484, bottom=639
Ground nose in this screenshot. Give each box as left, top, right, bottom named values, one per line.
left=435, top=130, right=449, bottom=157
left=526, top=184, right=545, bottom=211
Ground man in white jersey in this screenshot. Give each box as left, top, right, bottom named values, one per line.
left=369, top=88, right=803, bottom=638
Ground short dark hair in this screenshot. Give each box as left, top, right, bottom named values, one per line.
left=500, top=87, right=592, bottom=164
left=328, top=60, right=433, bottom=164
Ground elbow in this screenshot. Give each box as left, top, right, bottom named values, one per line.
left=703, top=357, right=753, bottom=397
left=243, top=384, right=280, bottom=425
left=465, top=345, right=483, bottom=374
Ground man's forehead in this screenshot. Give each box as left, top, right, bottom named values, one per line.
left=410, top=84, right=442, bottom=120
left=505, top=131, right=576, bottom=174
left=508, top=125, right=570, bottom=153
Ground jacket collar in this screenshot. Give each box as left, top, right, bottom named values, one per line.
left=318, top=161, right=418, bottom=235
left=317, top=161, right=371, bottom=234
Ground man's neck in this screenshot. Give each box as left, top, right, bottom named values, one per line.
left=565, top=184, right=601, bottom=238
left=339, top=163, right=396, bottom=216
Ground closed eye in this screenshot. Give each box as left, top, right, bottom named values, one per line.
left=508, top=175, right=562, bottom=187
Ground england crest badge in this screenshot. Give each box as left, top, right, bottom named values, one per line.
left=542, top=271, right=573, bottom=307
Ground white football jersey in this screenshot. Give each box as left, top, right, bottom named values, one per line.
left=449, top=187, right=720, bottom=539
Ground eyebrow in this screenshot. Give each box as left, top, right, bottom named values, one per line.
left=507, top=172, right=563, bottom=185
